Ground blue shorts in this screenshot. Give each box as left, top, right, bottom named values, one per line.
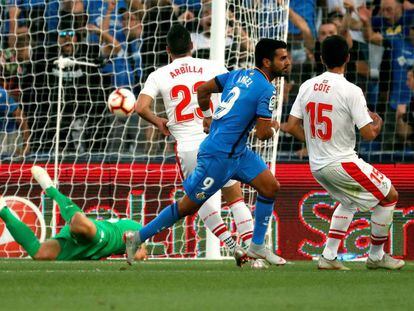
left=183, top=148, right=268, bottom=205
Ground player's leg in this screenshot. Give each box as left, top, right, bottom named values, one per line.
left=177, top=148, right=238, bottom=253
left=33, top=240, right=61, bottom=260
left=319, top=203, right=354, bottom=271
left=69, top=212, right=97, bottom=241
left=0, top=196, right=42, bottom=258
left=197, top=193, right=238, bottom=254
left=124, top=195, right=200, bottom=264
left=367, top=185, right=404, bottom=269
left=31, top=166, right=82, bottom=222
left=31, top=166, right=100, bottom=243
left=340, top=160, right=404, bottom=269
left=235, top=150, right=285, bottom=265
left=221, top=181, right=253, bottom=246
left=312, top=165, right=357, bottom=270
left=125, top=153, right=233, bottom=264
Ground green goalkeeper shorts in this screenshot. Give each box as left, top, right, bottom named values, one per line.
left=53, top=218, right=142, bottom=260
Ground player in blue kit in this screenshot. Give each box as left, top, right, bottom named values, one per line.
left=125, top=39, right=291, bottom=266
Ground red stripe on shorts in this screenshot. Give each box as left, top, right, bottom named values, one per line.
left=341, top=162, right=385, bottom=201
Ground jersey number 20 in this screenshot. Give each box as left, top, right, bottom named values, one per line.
left=306, top=102, right=333, bottom=141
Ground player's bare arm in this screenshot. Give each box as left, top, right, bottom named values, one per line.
left=284, top=115, right=306, bottom=142
left=255, top=118, right=279, bottom=140
left=135, top=94, right=170, bottom=136
left=359, top=111, right=383, bottom=141
left=197, top=78, right=220, bottom=133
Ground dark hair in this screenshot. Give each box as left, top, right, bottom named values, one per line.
left=166, top=24, right=192, bottom=55
left=321, top=35, right=349, bottom=69
left=255, top=38, right=287, bottom=68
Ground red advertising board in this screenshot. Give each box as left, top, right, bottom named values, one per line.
left=1, top=163, right=413, bottom=259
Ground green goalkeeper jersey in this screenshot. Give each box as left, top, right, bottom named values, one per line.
left=53, top=218, right=142, bottom=260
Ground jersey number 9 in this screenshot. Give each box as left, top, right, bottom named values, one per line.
left=213, top=87, right=240, bottom=120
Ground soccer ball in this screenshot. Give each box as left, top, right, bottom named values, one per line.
left=251, top=259, right=269, bottom=270
left=107, top=88, right=136, bottom=117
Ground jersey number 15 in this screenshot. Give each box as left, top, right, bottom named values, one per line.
left=306, top=102, right=333, bottom=141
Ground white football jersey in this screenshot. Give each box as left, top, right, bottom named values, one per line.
left=290, top=71, right=373, bottom=171
left=140, top=56, right=227, bottom=152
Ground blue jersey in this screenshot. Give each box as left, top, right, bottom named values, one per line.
left=372, top=10, right=414, bottom=108
left=200, top=68, right=277, bottom=157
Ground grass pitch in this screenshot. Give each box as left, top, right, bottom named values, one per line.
left=0, top=260, right=413, bottom=311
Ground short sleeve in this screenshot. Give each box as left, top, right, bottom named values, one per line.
left=256, top=86, right=276, bottom=119
left=214, top=72, right=230, bottom=92
left=289, top=85, right=304, bottom=119
left=140, top=71, right=159, bottom=99
left=349, top=87, right=372, bottom=129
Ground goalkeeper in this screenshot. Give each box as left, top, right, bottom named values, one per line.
left=0, top=166, right=147, bottom=261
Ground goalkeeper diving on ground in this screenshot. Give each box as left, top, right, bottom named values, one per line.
left=0, top=166, right=147, bottom=261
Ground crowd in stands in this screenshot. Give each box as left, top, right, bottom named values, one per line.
left=0, top=0, right=413, bottom=161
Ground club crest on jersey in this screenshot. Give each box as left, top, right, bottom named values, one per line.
left=196, top=192, right=206, bottom=200
left=268, top=94, right=277, bottom=111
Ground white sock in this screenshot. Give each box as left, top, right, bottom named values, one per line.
left=229, top=199, right=253, bottom=246
left=322, top=204, right=354, bottom=260
left=369, top=202, right=396, bottom=261
left=198, top=196, right=234, bottom=251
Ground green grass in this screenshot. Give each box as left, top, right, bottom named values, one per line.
left=0, top=260, right=413, bottom=311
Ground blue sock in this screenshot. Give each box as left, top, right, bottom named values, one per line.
left=252, top=195, right=275, bottom=245
left=139, top=202, right=180, bottom=242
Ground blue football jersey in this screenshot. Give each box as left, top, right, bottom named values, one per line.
left=200, top=68, right=277, bottom=157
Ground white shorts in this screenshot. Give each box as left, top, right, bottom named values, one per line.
left=312, top=158, right=392, bottom=212
left=176, top=148, right=237, bottom=188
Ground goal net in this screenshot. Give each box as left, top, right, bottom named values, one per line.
left=0, top=0, right=289, bottom=258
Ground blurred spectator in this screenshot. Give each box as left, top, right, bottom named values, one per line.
left=359, top=0, right=414, bottom=113
left=31, top=21, right=111, bottom=154
left=118, top=7, right=143, bottom=94
left=396, top=67, right=414, bottom=148
left=0, top=75, right=30, bottom=158
left=106, top=4, right=145, bottom=154
left=327, top=1, right=371, bottom=91
left=289, top=8, right=315, bottom=52
left=288, top=0, right=317, bottom=65
left=59, top=0, right=86, bottom=32
left=190, top=2, right=250, bottom=68
left=102, top=2, right=143, bottom=93
left=313, top=22, right=339, bottom=74
left=140, top=0, right=179, bottom=80
left=405, top=0, right=414, bottom=10
left=7, top=0, right=46, bottom=48
left=288, top=7, right=314, bottom=93
left=314, top=11, right=370, bottom=92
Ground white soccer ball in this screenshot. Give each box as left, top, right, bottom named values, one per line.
left=107, top=88, right=136, bottom=117
left=251, top=259, right=269, bottom=270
